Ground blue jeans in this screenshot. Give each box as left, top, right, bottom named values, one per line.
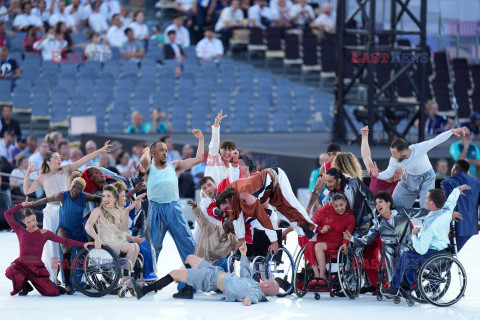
left=177, top=258, right=229, bottom=291
left=139, top=240, right=154, bottom=277
left=391, top=249, right=439, bottom=289
left=148, top=201, right=195, bottom=263
left=393, top=170, right=436, bottom=209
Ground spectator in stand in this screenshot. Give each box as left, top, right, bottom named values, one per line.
left=115, top=150, right=136, bottom=178
left=85, top=33, right=112, bottom=61
left=100, top=0, right=120, bottom=21
left=461, top=112, right=480, bottom=139
left=131, top=143, right=144, bottom=164
left=270, top=0, right=292, bottom=12
left=126, top=111, right=147, bottom=133
left=0, top=47, right=21, bottom=83
left=23, top=26, right=42, bottom=53
left=308, top=152, right=329, bottom=192
left=65, top=0, right=90, bottom=27
left=11, top=135, right=27, bottom=166
left=1, top=104, right=21, bottom=138
left=145, top=108, right=173, bottom=133
left=0, top=130, right=14, bottom=164
left=414, top=99, right=454, bottom=135
left=248, top=0, right=273, bottom=29
left=450, top=129, right=480, bottom=177
left=196, top=26, right=223, bottom=61
left=15, top=135, right=37, bottom=168
left=160, top=135, right=182, bottom=162
left=28, top=140, right=49, bottom=181
left=179, top=144, right=195, bottom=198
left=289, top=0, right=314, bottom=28
left=435, top=158, right=449, bottom=179
left=13, top=2, right=44, bottom=32
left=214, top=0, right=244, bottom=50
left=121, top=27, right=144, bottom=61
left=106, top=13, right=127, bottom=49
left=208, top=0, right=228, bottom=27
left=164, top=30, right=186, bottom=65
left=36, top=0, right=52, bottom=25
left=310, top=2, right=336, bottom=32
left=49, top=0, right=78, bottom=33
left=56, top=21, right=73, bottom=56
left=164, top=13, right=190, bottom=48
left=89, top=1, right=108, bottom=34
left=85, top=140, right=99, bottom=166
left=70, top=147, right=87, bottom=171
left=10, top=154, right=28, bottom=195
left=0, top=0, right=8, bottom=25
left=33, top=26, right=67, bottom=61
left=45, top=131, right=63, bottom=151
left=129, top=10, right=149, bottom=49
left=0, top=22, right=11, bottom=49
left=271, top=0, right=292, bottom=28
left=58, top=140, right=71, bottom=165
left=98, top=151, right=119, bottom=174
left=175, top=0, right=196, bottom=27
left=119, top=5, right=131, bottom=26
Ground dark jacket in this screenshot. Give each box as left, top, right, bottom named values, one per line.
left=352, top=206, right=429, bottom=248
left=164, top=43, right=184, bottom=60
left=441, top=172, right=480, bottom=237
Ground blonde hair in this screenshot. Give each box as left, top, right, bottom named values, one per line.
left=71, top=177, right=86, bottom=190
left=100, top=185, right=124, bottom=224
left=69, top=171, right=82, bottom=186
left=112, top=181, right=127, bottom=194
left=332, top=152, right=363, bottom=179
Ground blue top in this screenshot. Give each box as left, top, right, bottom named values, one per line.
left=147, top=163, right=179, bottom=203
left=223, top=255, right=266, bottom=304
left=126, top=124, right=148, bottom=134
left=412, top=188, right=460, bottom=254
left=449, top=141, right=480, bottom=176
left=425, top=115, right=449, bottom=135
left=441, top=172, right=480, bottom=237
left=59, top=191, right=87, bottom=230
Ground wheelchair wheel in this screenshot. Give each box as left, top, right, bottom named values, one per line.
left=72, top=246, right=122, bottom=297
left=266, top=247, right=295, bottom=297
left=417, top=253, right=467, bottom=307
left=377, top=257, right=390, bottom=299
left=293, top=246, right=311, bottom=297
left=337, top=247, right=362, bottom=299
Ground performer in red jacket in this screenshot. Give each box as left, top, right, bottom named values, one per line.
left=304, top=193, right=355, bottom=283
left=4, top=199, right=92, bottom=296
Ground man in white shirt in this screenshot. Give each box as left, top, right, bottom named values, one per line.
left=310, top=3, right=336, bottom=32
left=164, top=13, right=191, bottom=48
left=289, top=0, right=314, bottom=27
left=0, top=130, right=14, bottom=163
left=106, top=14, right=127, bottom=48
left=49, top=0, right=78, bottom=32
left=89, top=1, right=109, bottom=34
left=100, top=0, right=120, bottom=21
left=13, top=2, right=44, bottom=32
left=248, top=0, right=273, bottom=29
left=271, top=0, right=292, bottom=28
left=0, top=0, right=8, bottom=24
left=119, top=5, right=131, bottom=26
left=65, top=0, right=91, bottom=27
left=33, top=26, right=67, bottom=61
left=214, top=0, right=244, bottom=50
left=196, top=26, right=223, bottom=61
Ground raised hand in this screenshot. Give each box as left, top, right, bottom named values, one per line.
left=191, top=129, right=204, bottom=140
left=369, top=161, right=379, bottom=177
left=100, top=140, right=112, bottom=153
left=214, top=109, right=228, bottom=127
left=21, top=196, right=35, bottom=208
left=232, top=150, right=239, bottom=163
left=26, top=162, right=36, bottom=175
left=239, top=243, right=248, bottom=255
left=452, top=127, right=468, bottom=138
left=187, top=200, right=198, bottom=209
left=135, top=193, right=147, bottom=204
left=360, top=126, right=369, bottom=137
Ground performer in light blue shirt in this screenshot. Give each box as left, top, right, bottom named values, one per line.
left=385, top=184, right=469, bottom=295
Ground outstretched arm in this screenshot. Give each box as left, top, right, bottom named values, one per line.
left=23, top=162, right=42, bottom=195
left=209, top=110, right=227, bottom=157
left=175, top=130, right=205, bottom=173
left=419, top=128, right=466, bottom=153
left=376, top=158, right=398, bottom=180
left=66, top=140, right=112, bottom=173
left=31, top=193, right=64, bottom=207
left=360, top=126, right=374, bottom=172
left=4, top=203, right=26, bottom=233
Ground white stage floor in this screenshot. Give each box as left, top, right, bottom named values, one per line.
left=0, top=231, right=479, bottom=320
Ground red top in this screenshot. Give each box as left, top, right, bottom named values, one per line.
left=5, top=204, right=85, bottom=262
left=313, top=203, right=355, bottom=246
left=324, top=161, right=332, bottom=172
left=369, top=170, right=397, bottom=195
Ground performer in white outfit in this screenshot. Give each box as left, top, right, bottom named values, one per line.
left=371, top=127, right=468, bottom=209
left=23, top=141, right=112, bottom=283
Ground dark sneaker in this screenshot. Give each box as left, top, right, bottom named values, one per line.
left=172, top=285, right=193, bottom=299
left=65, top=285, right=75, bottom=295
left=133, top=281, right=147, bottom=300
left=301, top=222, right=314, bottom=239
left=360, top=285, right=376, bottom=294
left=18, top=283, right=33, bottom=296
left=275, top=277, right=290, bottom=292
left=384, top=286, right=398, bottom=296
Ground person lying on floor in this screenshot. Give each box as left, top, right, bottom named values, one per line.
left=133, top=243, right=279, bottom=305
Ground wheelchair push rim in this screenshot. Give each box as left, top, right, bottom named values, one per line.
left=337, top=247, right=362, bottom=299
left=417, top=254, right=467, bottom=307
left=266, top=247, right=295, bottom=297
left=72, top=246, right=122, bottom=297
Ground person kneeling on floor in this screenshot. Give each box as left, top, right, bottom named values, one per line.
left=134, top=243, right=279, bottom=305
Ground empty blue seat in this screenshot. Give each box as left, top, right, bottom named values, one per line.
left=310, top=121, right=327, bottom=131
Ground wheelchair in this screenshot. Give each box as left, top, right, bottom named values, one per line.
left=377, top=240, right=467, bottom=307
left=71, top=245, right=145, bottom=298
left=227, top=229, right=296, bottom=297
left=293, top=243, right=364, bottom=300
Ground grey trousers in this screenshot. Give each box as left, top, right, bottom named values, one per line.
left=392, top=169, right=436, bottom=209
